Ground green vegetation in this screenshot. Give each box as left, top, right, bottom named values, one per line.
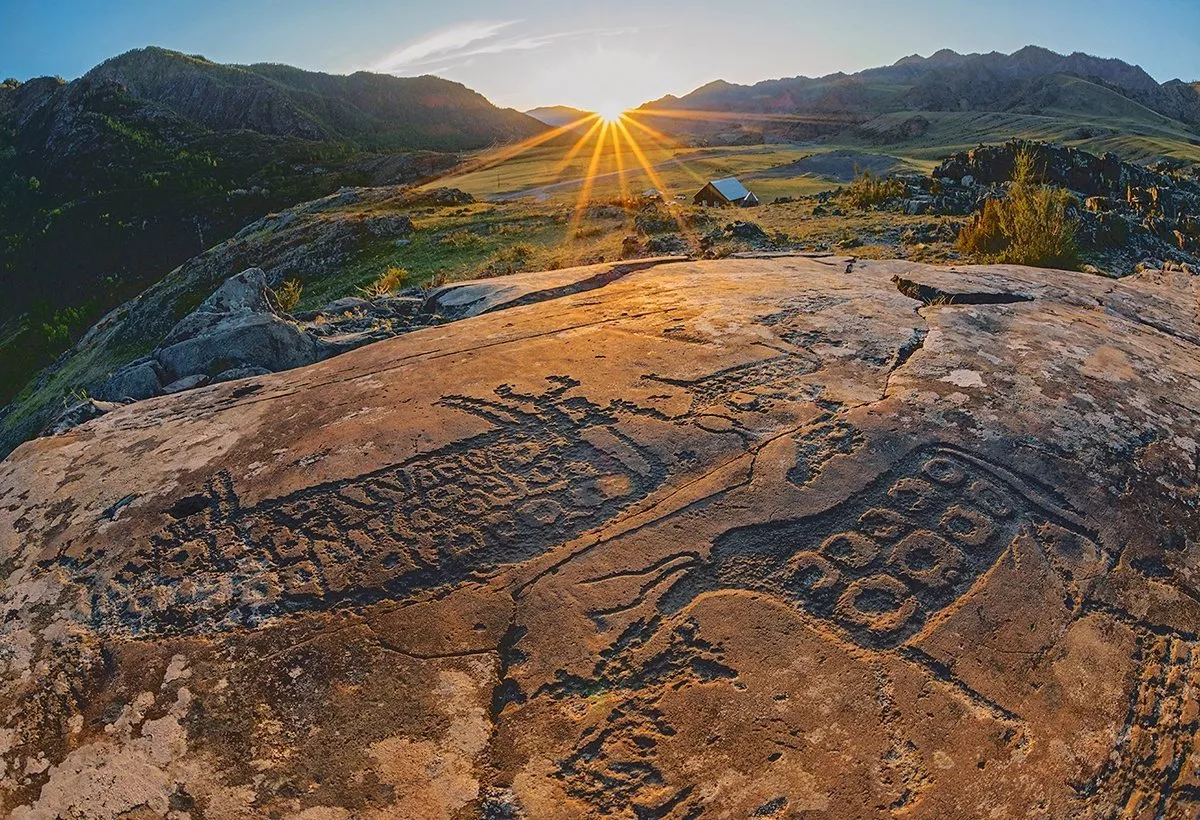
left=957, top=149, right=1080, bottom=269
left=845, top=167, right=907, bottom=209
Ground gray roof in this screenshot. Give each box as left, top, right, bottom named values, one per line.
left=709, top=177, right=751, bottom=201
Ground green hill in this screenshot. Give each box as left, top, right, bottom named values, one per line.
left=0, top=48, right=547, bottom=406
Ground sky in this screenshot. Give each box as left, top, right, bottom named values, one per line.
left=3, top=0, right=1198, bottom=112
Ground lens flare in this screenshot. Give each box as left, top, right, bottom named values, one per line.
left=594, top=104, right=626, bottom=123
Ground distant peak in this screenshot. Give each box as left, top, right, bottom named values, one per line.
left=895, top=49, right=962, bottom=66
left=1011, top=44, right=1059, bottom=58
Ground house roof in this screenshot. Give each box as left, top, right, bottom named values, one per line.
left=708, top=177, right=751, bottom=201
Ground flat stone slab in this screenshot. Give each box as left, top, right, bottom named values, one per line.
left=426, top=256, right=688, bottom=318
left=1, top=256, right=1199, bottom=817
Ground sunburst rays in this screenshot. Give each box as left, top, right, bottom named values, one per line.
left=421, top=101, right=801, bottom=256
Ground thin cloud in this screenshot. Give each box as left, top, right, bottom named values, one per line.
left=373, top=19, right=518, bottom=72
left=373, top=22, right=647, bottom=75
left=458, top=27, right=642, bottom=59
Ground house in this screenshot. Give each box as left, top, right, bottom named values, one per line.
left=693, top=177, right=760, bottom=208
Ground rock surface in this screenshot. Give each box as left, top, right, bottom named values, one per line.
left=2, top=255, right=1199, bottom=818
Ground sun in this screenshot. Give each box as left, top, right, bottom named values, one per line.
left=594, top=104, right=626, bottom=123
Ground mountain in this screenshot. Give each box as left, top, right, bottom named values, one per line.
left=637, top=45, right=1200, bottom=146
left=86, top=47, right=544, bottom=150
left=0, top=47, right=546, bottom=406
left=525, top=105, right=595, bottom=127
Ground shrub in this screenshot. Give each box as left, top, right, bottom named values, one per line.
left=358, top=266, right=408, bottom=299
left=845, top=167, right=906, bottom=209
left=275, top=278, right=303, bottom=312
left=957, top=149, right=1079, bottom=269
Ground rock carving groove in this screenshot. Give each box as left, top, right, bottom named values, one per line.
left=642, top=353, right=821, bottom=420
left=57, top=377, right=666, bottom=633
left=655, top=445, right=1100, bottom=651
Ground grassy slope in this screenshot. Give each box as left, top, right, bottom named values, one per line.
left=430, top=84, right=1200, bottom=207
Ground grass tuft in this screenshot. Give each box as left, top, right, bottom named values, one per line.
left=358, top=266, right=408, bottom=299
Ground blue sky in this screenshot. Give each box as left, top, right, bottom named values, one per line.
left=2, top=0, right=1197, bottom=111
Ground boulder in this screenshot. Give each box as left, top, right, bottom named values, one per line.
left=725, top=220, right=770, bottom=243
left=212, top=365, right=272, bottom=383
left=97, top=358, right=162, bottom=402
left=314, top=296, right=372, bottom=315
left=5, top=256, right=1200, bottom=818
left=154, top=268, right=317, bottom=382
left=645, top=234, right=690, bottom=255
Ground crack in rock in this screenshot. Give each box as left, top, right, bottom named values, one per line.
left=892, top=275, right=1034, bottom=306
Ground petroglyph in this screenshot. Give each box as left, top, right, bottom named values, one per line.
left=653, top=446, right=1101, bottom=650
left=52, top=378, right=666, bottom=634
left=642, top=353, right=821, bottom=419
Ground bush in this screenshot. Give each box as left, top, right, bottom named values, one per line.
left=845, top=167, right=906, bottom=209
left=358, top=266, right=408, bottom=299
left=275, top=278, right=303, bottom=312
left=957, top=149, right=1079, bottom=269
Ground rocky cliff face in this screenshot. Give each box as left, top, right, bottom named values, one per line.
left=2, top=256, right=1199, bottom=817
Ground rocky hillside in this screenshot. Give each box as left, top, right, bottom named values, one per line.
left=638, top=45, right=1200, bottom=147
left=0, top=47, right=545, bottom=408
left=85, top=47, right=544, bottom=149
left=2, top=255, right=1199, bottom=816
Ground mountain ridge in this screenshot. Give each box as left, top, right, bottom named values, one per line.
left=637, top=45, right=1200, bottom=131
left=82, top=46, right=546, bottom=150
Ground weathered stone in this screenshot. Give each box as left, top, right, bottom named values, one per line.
left=315, top=296, right=372, bottom=315
left=39, top=398, right=125, bottom=437
left=154, top=268, right=317, bottom=381
left=212, top=365, right=272, bottom=383
left=97, top=359, right=162, bottom=402
left=161, top=374, right=210, bottom=394
left=3, top=256, right=1200, bottom=818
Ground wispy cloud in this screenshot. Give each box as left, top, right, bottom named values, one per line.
left=372, top=20, right=518, bottom=73
left=372, top=20, right=645, bottom=75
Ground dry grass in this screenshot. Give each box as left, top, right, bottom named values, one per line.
left=957, top=149, right=1079, bottom=269
left=439, top=229, right=485, bottom=248
left=275, top=278, right=303, bottom=313
left=358, top=266, right=408, bottom=299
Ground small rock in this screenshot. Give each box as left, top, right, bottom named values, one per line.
left=212, top=366, right=272, bottom=383
left=162, top=374, right=210, bottom=394
left=317, top=296, right=372, bottom=315
left=42, top=399, right=124, bottom=437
